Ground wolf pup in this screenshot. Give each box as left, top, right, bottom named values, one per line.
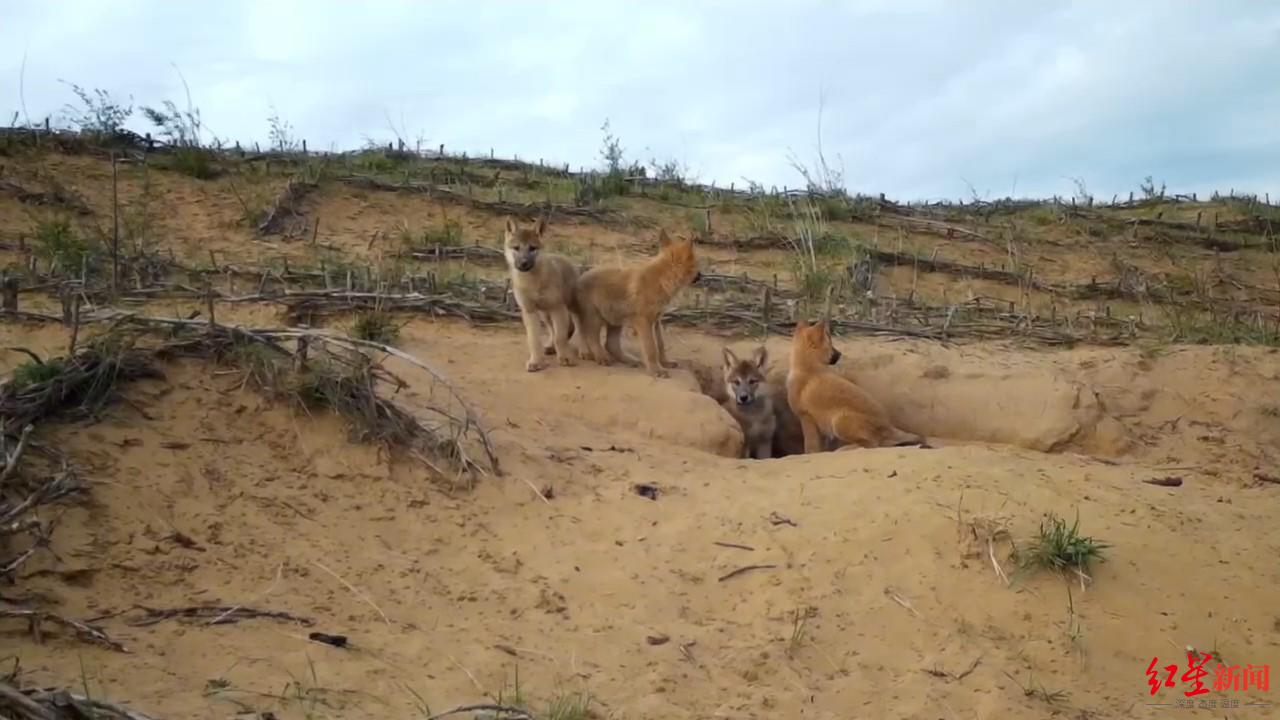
left=786, top=319, right=926, bottom=453
left=721, top=346, right=777, bottom=459
left=503, top=216, right=580, bottom=372
left=575, top=229, right=701, bottom=378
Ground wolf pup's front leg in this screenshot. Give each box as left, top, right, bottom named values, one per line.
left=634, top=315, right=668, bottom=378
left=522, top=309, right=547, bottom=372
left=549, top=306, right=577, bottom=366
left=799, top=415, right=823, bottom=454
left=654, top=318, right=678, bottom=369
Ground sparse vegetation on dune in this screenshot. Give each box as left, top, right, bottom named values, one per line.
left=1, top=89, right=1278, bottom=720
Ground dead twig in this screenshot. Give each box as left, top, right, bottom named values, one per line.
left=0, top=678, right=163, bottom=720
left=312, top=560, right=389, bottom=626
left=0, top=608, right=128, bottom=652
left=425, top=704, right=534, bottom=720
left=124, top=604, right=312, bottom=627
left=922, top=655, right=982, bottom=682
left=717, top=564, right=777, bottom=582
left=884, top=587, right=924, bottom=619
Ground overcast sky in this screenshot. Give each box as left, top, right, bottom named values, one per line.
left=4, top=1, right=1279, bottom=201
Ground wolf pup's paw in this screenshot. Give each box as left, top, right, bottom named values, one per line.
left=526, top=358, right=547, bottom=372
left=558, top=353, right=577, bottom=367
left=660, top=359, right=679, bottom=369
left=651, top=368, right=671, bottom=379
left=543, top=345, right=557, bottom=356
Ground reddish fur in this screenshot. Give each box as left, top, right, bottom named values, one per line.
left=574, top=229, right=700, bottom=378
left=785, top=320, right=925, bottom=453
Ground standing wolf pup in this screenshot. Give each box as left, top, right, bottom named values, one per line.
left=721, top=346, right=777, bottom=459
left=503, top=216, right=580, bottom=372
left=575, top=229, right=701, bottom=378
left=787, top=319, right=926, bottom=452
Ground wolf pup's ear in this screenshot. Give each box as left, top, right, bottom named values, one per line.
left=722, top=347, right=738, bottom=369
left=657, top=229, right=673, bottom=248
left=535, top=216, right=547, bottom=236
left=752, top=346, right=768, bottom=369
left=504, top=217, right=518, bottom=236
left=794, top=320, right=809, bottom=332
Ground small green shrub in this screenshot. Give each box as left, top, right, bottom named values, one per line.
left=1020, top=511, right=1109, bottom=576
left=32, top=217, right=96, bottom=274
left=167, top=146, right=218, bottom=179
left=350, top=310, right=400, bottom=344
left=11, top=358, right=67, bottom=389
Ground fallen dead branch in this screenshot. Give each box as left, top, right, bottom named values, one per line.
left=425, top=704, right=534, bottom=720
left=102, top=312, right=500, bottom=479
left=124, top=604, right=313, bottom=627
left=0, top=337, right=162, bottom=430
left=0, top=678, right=163, bottom=720
left=0, top=608, right=127, bottom=652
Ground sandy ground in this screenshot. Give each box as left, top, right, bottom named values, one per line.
left=3, top=147, right=1279, bottom=718
left=6, top=314, right=1279, bottom=719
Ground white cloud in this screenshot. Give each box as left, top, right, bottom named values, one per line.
left=2, top=0, right=1277, bottom=200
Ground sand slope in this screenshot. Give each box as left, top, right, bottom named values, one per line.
left=7, top=319, right=1278, bottom=719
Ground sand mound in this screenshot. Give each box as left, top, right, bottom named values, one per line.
left=6, top=323, right=1279, bottom=720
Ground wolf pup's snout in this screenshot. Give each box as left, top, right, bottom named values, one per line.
left=516, top=256, right=535, bottom=272
left=736, top=391, right=754, bottom=405
left=692, top=271, right=703, bottom=284
left=828, top=348, right=842, bottom=365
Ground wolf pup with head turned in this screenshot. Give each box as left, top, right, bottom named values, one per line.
left=575, top=229, right=701, bottom=378
left=786, top=319, right=926, bottom=453
left=721, top=346, right=777, bottom=459
left=503, top=216, right=580, bottom=372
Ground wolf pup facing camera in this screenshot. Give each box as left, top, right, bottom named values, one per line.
left=575, top=229, right=701, bottom=378
left=721, top=346, right=777, bottom=459
left=503, top=216, right=580, bottom=372
left=786, top=319, right=926, bottom=453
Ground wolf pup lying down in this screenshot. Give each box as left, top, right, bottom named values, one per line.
left=787, top=319, right=926, bottom=452
left=575, top=229, right=701, bottom=378
left=503, top=216, right=580, bottom=372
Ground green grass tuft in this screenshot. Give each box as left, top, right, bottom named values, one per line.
left=32, top=216, right=95, bottom=275
left=11, top=358, right=67, bottom=389
left=349, top=310, right=400, bottom=345
left=1020, top=511, right=1109, bottom=577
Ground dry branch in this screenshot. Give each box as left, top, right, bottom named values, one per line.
left=124, top=604, right=312, bottom=627
left=0, top=608, right=127, bottom=652
left=0, top=679, right=163, bottom=720
left=0, top=340, right=161, bottom=430
left=100, top=312, right=500, bottom=478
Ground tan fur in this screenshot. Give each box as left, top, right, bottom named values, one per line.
left=768, top=382, right=808, bottom=457
left=503, top=216, right=580, bottom=372
left=721, top=346, right=776, bottom=459
left=763, top=362, right=826, bottom=457
left=786, top=320, right=925, bottom=452
left=575, top=229, right=701, bottom=378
